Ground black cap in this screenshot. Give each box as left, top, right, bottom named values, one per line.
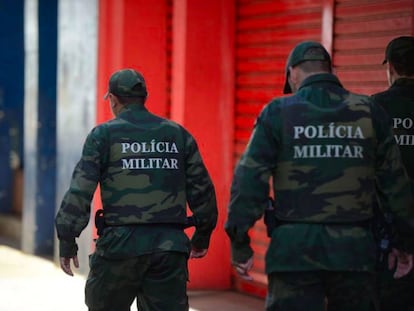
left=382, top=36, right=414, bottom=66
left=283, top=41, right=332, bottom=94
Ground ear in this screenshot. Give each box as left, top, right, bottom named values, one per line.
left=109, top=94, right=118, bottom=108
left=288, top=66, right=298, bottom=84
left=110, top=99, right=116, bottom=108
left=387, top=62, right=395, bottom=75
left=386, top=62, right=399, bottom=86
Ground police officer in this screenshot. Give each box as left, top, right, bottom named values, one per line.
left=55, top=68, right=218, bottom=311
left=372, top=36, right=414, bottom=311
left=225, top=41, right=414, bottom=311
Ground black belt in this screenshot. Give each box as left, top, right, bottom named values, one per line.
left=95, top=209, right=195, bottom=236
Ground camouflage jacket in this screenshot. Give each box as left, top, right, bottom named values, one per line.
left=55, top=104, right=218, bottom=258
left=225, top=73, right=414, bottom=273
left=372, top=78, right=414, bottom=180
left=372, top=78, right=414, bottom=261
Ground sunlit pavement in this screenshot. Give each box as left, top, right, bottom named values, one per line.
left=0, top=245, right=86, bottom=311
left=0, top=244, right=264, bottom=311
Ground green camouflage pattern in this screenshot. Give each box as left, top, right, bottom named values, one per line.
left=225, top=73, right=414, bottom=271
left=266, top=271, right=378, bottom=311
left=265, top=223, right=376, bottom=272
left=264, top=92, right=377, bottom=223
left=55, top=103, right=218, bottom=257
left=85, top=252, right=189, bottom=311
left=93, top=225, right=192, bottom=259
left=372, top=77, right=414, bottom=311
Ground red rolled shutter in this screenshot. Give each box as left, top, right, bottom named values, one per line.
left=234, top=0, right=324, bottom=298
left=166, top=0, right=173, bottom=118
left=333, top=0, right=414, bottom=95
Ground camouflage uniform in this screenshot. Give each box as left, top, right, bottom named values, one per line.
left=55, top=69, right=218, bottom=311
left=371, top=36, right=414, bottom=311
left=225, top=41, right=414, bottom=311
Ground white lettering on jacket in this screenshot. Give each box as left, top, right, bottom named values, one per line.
left=293, top=123, right=364, bottom=139
left=120, top=140, right=179, bottom=170
left=293, top=123, right=365, bottom=159
left=121, top=158, right=178, bottom=169
left=121, top=140, right=179, bottom=154
left=392, top=118, right=414, bottom=146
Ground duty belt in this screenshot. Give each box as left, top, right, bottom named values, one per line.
left=94, top=209, right=195, bottom=236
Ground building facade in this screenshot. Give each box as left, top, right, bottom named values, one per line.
left=0, top=0, right=412, bottom=297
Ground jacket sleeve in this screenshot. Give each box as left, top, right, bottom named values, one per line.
left=184, top=131, right=218, bottom=250
left=372, top=102, right=414, bottom=252
left=225, top=104, right=279, bottom=263
left=55, top=126, right=106, bottom=256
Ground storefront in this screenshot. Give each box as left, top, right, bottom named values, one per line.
left=96, top=0, right=414, bottom=296
left=15, top=0, right=413, bottom=297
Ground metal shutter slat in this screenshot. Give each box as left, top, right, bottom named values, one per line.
left=234, top=0, right=323, bottom=297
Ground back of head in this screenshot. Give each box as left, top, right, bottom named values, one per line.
left=283, top=41, right=332, bottom=94
left=104, top=68, right=148, bottom=103
left=383, top=36, right=414, bottom=76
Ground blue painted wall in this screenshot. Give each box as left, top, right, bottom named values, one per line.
left=35, top=0, right=58, bottom=255
left=0, top=0, right=24, bottom=213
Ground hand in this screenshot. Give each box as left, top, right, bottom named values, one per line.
left=190, top=247, right=208, bottom=259
left=59, top=256, right=79, bottom=276
left=388, top=248, right=413, bottom=279
left=232, top=256, right=253, bottom=281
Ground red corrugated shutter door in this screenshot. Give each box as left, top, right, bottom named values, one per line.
left=333, top=0, right=414, bottom=95
left=234, top=0, right=324, bottom=298
left=166, top=0, right=173, bottom=119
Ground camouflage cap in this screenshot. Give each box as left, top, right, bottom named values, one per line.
left=382, top=36, right=414, bottom=66
left=283, top=41, right=332, bottom=94
left=104, top=68, right=148, bottom=99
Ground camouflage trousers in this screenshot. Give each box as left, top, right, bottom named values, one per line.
left=377, top=269, right=414, bottom=311
left=266, top=271, right=379, bottom=311
left=85, top=251, right=189, bottom=311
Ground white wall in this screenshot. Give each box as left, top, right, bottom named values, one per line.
left=55, top=0, right=98, bottom=274
left=22, top=0, right=39, bottom=254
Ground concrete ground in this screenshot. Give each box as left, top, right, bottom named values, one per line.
left=0, top=241, right=264, bottom=311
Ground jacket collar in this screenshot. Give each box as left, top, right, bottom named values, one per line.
left=391, top=77, right=414, bottom=88
left=298, top=73, right=343, bottom=91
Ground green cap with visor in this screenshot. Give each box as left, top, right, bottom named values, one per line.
left=104, top=69, right=148, bottom=99
left=283, top=41, right=332, bottom=94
